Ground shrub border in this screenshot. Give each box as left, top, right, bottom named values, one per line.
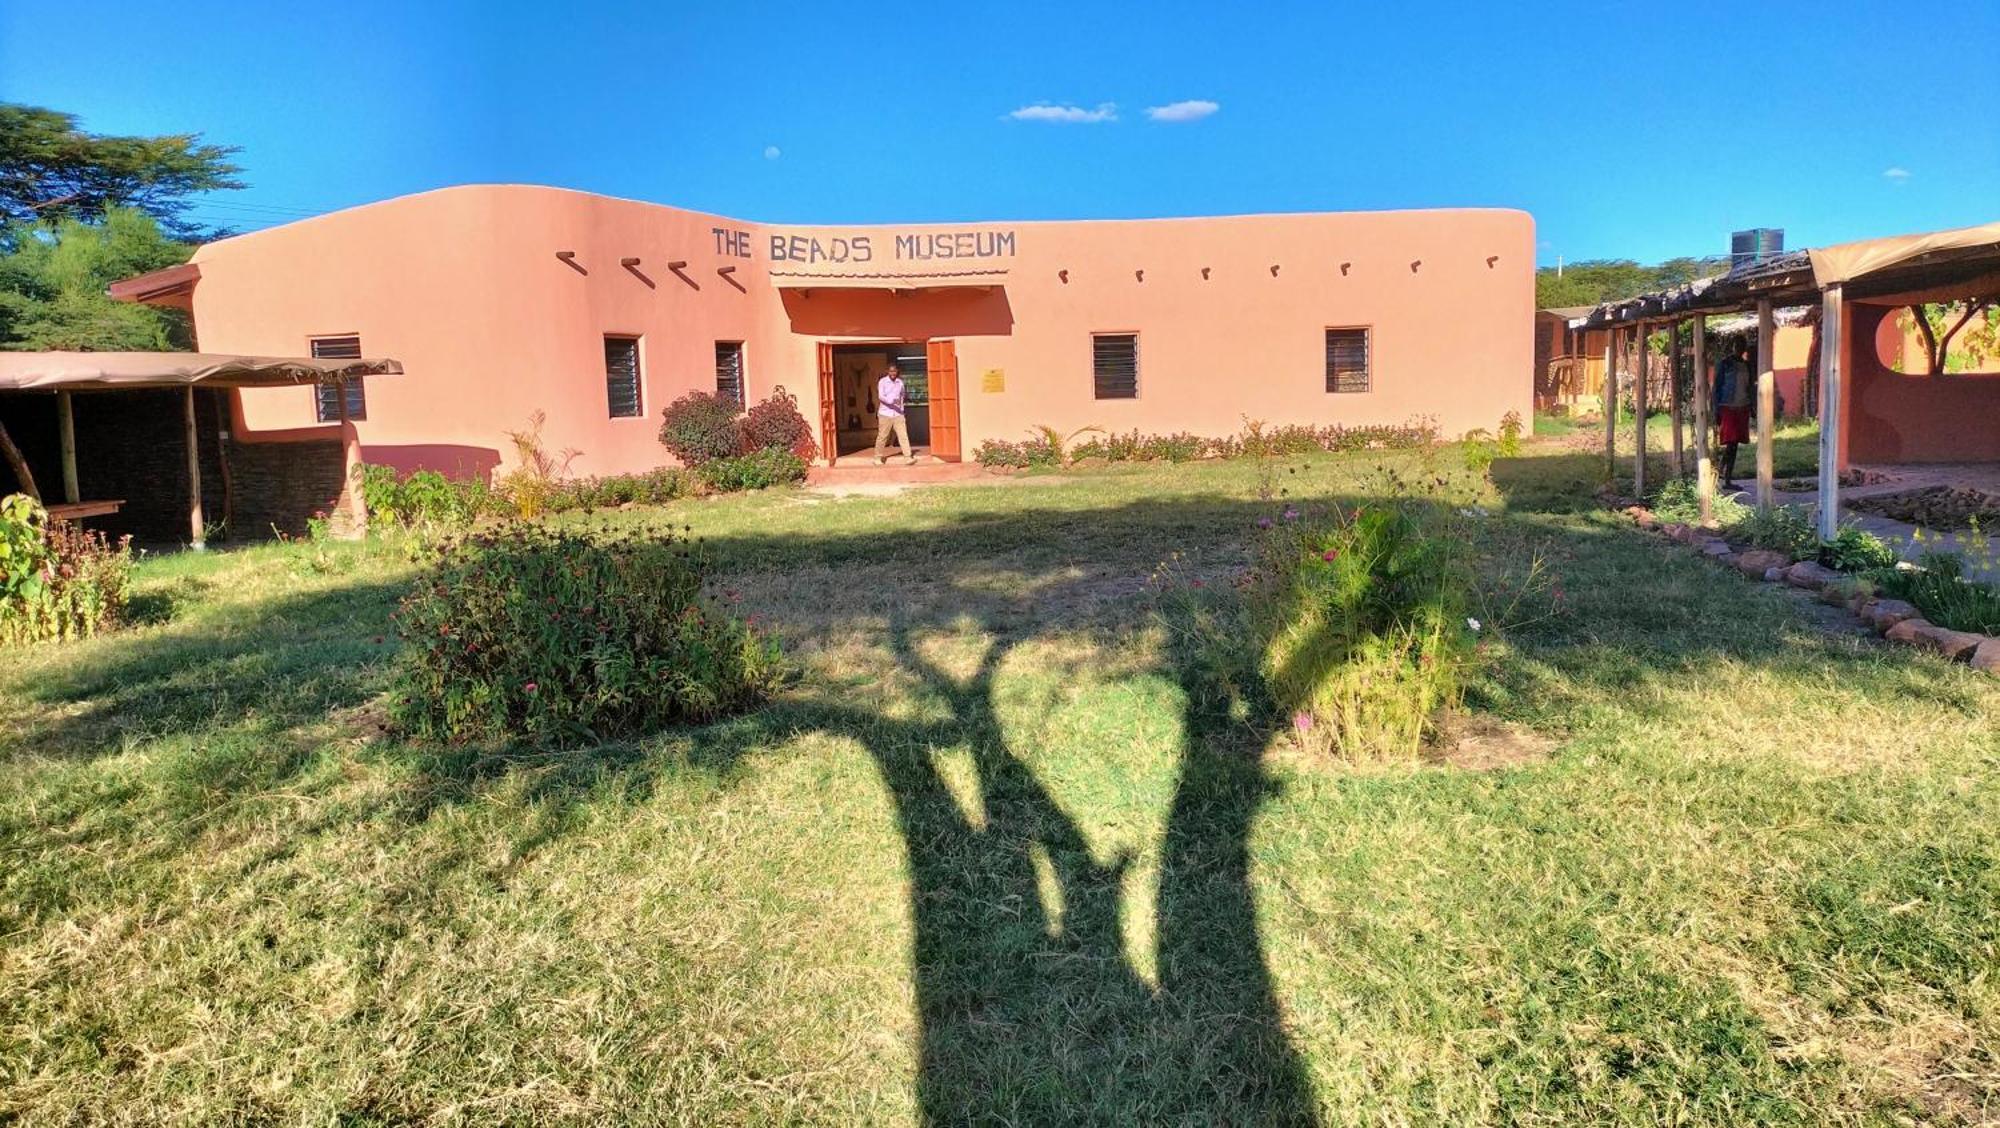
left=1615, top=501, right=2000, bottom=676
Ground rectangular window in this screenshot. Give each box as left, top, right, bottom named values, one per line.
left=715, top=341, right=746, bottom=409
left=605, top=336, right=642, bottom=418
left=1325, top=327, right=1371, bottom=393
left=1092, top=333, right=1138, bottom=399
left=311, top=335, right=366, bottom=421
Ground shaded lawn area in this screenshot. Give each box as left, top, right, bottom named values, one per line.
left=3, top=437, right=1998, bottom=1124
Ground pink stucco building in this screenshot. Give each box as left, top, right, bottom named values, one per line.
left=115, top=185, right=1533, bottom=480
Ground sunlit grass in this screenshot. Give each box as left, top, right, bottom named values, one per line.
left=2, top=434, right=1997, bottom=1124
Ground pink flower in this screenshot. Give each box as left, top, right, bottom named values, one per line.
left=1282, top=508, right=1299, bottom=522
left=1256, top=517, right=1274, bottom=529
left=1292, top=711, right=1314, bottom=733
left=523, top=681, right=539, bottom=694
left=1321, top=549, right=1340, bottom=561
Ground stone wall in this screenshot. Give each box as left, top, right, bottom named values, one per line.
left=227, top=438, right=345, bottom=538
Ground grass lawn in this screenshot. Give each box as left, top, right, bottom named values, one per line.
left=4, top=432, right=1998, bottom=1124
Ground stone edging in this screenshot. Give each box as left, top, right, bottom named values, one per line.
left=1617, top=504, right=2000, bottom=676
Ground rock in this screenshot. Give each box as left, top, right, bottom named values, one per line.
left=1660, top=522, right=1688, bottom=541
left=1784, top=561, right=1842, bottom=590
left=1763, top=566, right=1787, bottom=583
left=1735, top=549, right=1790, bottom=577
left=1910, top=624, right=1985, bottom=662
left=1634, top=511, right=1658, bottom=530
left=1866, top=599, right=1922, bottom=631
left=1699, top=540, right=1733, bottom=557
left=1885, top=618, right=1932, bottom=645
left=1973, top=638, right=2000, bottom=675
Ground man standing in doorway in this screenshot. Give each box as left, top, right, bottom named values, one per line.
left=874, top=363, right=916, bottom=465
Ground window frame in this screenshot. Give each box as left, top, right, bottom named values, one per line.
left=604, top=334, right=644, bottom=419
left=1091, top=331, right=1140, bottom=400
left=715, top=340, right=747, bottom=409
left=1324, top=326, right=1373, bottom=394
left=309, top=334, right=367, bottom=422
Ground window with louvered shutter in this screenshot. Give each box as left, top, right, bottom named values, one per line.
left=605, top=336, right=642, bottom=418
left=715, top=341, right=745, bottom=409
left=1092, top=333, right=1138, bottom=399
left=311, top=335, right=367, bottom=421
left=1325, top=327, right=1371, bottom=393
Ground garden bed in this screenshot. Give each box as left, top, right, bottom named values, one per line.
left=1848, top=485, right=2000, bottom=531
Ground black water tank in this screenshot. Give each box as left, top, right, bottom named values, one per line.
left=1730, top=228, right=1784, bottom=271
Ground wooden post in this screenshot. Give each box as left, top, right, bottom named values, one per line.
left=1669, top=322, right=1685, bottom=477
left=1756, top=298, right=1776, bottom=510
left=1633, top=322, right=1648, bottom=498
left=0, top=417, right=38, bottom=502
left=1603, top=325, right=1618, bottom=483
left=1693, top=316, right=1714, bottom=525
left=1817, top=285, right=1844, bottom=540
left=56, top=390, right=79, bottom=505
left=184, top=386, right=205, bottom=550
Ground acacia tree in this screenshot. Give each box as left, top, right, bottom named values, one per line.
left=0, top=207, right=194, bottom=350
left=1900, top=299, right=2000, bottom=375
left=0, top=104, right=242, bottom=242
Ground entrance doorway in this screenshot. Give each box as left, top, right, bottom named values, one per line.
left=817, top=340, right=961, bottom=464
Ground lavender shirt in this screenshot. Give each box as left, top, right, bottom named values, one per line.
left=877, top=375, right=906, bottom=418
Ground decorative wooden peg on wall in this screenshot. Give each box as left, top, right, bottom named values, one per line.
left=1059, top=269, right=1069, bottom=283
left=1340, top=262, right=1352, bottom=275
left=666, top=260, right=699, bottom=290
left=1201, top=267, right=1211, bottom=279
left=717, top=265, right=746, bottom=293
left=1487, top=255, right=1499, bottom=268
left=1270, top=264, right=1280, bottom=277
left=555, top=250, right=586, bottom=274
left=1410, top=260, right=1422, bottom=273
left=1135, top=269, right=1144, bottom=282
left=621, top=257, right=655, bottom=288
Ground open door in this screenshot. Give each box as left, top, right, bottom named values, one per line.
left=926, top=338, right=961, bottom=462
left=816, top=342, right=837, bottom=464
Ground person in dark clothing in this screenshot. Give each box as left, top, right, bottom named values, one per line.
left=1713, top=340, right=1754, bottom=487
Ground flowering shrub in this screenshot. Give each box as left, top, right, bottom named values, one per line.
left=389, top=522, right=784, bottom=742
left=740, top=387, right=819, bottom=460
left=547, top=468, right=693, bottom=511
left=0, top=494, right=132, bottom=645
left=658, top=391, right=743, bottom=466
left=1244, top=502, right=1475, bottom=761
left=983, top=417, right=1441, bottom=469
left=695, top=448, right=808, bottom=492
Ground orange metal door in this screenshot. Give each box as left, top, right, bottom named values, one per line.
left=926, top=339, right=961, bottom=462
left=816, top=342, right=837, bottom=464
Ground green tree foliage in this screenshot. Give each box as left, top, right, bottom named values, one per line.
left=1536, top=255, right=1726, bottom=310
left=0, top=104, right=242, bottom=241
left=0, top=207, right=193, bottom=350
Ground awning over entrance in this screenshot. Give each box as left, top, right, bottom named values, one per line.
left=772, top=271, right=1007, bottom=296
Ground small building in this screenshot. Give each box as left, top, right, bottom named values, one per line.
left=111, top=185, right=1534, bottom=479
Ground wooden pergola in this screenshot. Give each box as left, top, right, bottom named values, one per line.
left=1569, top=220, right=2000, bottom=538
left=0, top=352, right=402, bottom=548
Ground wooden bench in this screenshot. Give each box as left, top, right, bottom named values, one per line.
left=44, top=499, right=126, bottom=522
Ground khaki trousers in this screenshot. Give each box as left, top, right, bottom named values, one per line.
left=874, top=414, right=912, bottom=461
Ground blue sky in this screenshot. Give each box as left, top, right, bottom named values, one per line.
left=4, top=0, right=1995, bottom=265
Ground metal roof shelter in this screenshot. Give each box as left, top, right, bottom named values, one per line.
left=1565, top=221, right=2000, bottom=537
left=0, top=352, right=402, bottom=548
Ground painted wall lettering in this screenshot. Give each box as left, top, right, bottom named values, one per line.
left=768, top=234, right=875, bottom=265
left=711, top=227, right=753, bottom=257
left=765, top=229, right=1017, bottom=266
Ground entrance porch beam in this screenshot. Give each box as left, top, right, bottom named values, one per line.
left=1755, top=298, right=1776, bottom=509
left=1817, top=284, right=1845, bottom=540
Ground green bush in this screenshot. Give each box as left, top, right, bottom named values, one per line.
left=1817, top=525, right=1898, bottom=573
left=1498, top=411, right=1525, bottom=458
left=658, top=391, right=743, bottom=466
left=355, top=464, right=480, bottom=528
left=1245, top=503, right=1475, bottom=762
left=695, top=448, right=808, bottom=492
left=547, top=468, right=693, bottom=512
left=1867, top=552, right=2000, bottom=635
left=0, top=494, right=131, bottom=645
left=984, top=418, right=1441, bottom=470
left=1733, top=505, right=1816, bottom=558
left=390, top=522, right=784, bottom=743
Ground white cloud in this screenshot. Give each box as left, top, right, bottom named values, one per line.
left=1146, top=99, right=1220, bottom=123
left=1008, top=102, right=1118, bottom=124
left=1883, top=166, right=1910, bottom=183
left=764, top=145, right=782, bottom=160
